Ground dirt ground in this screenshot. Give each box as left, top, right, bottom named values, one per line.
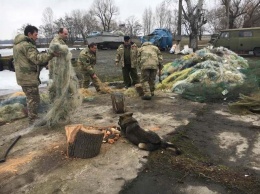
left=0, top=49, right=260, bottom=194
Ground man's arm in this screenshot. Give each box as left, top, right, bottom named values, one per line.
left=115, top=47, right=122, bottom=66
left=79, top=53, right=95, bottom=75
left=26, top=47, right=54, bottom=66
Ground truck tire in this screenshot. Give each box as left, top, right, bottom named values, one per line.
left=0, top=61, right=3, bottom=71
left=8, top=58, right=15, bottom=71
left=253, top=47, right=260, bottom=56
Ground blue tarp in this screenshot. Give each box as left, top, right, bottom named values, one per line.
left=141, top=28, right=173, bottom=50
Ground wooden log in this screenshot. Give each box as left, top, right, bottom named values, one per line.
left=135, top=83, right=144, bottom=96
left=111, top=92, right=126, bottom=114
left=65, top=124, right=103, bottom=158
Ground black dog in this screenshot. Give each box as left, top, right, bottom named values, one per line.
left=118, top=112, right=181, bottom=154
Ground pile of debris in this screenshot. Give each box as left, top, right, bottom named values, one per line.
left=157, top=47, right=251, bottom=102
left=0, top=92, right=49, bottom=125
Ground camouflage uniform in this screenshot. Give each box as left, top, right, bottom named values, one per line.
left=115, top=43, right=139, bottom=87
left=77, top=47, right=101, bottom=91
left=48, top=34, right=66, bottom=79
left=137, top=42, right=163, bottom=99
left=13, top=34, right=54, bottom=123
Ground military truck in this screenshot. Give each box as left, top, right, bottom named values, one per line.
left=213, top=27, right=260, bottom=56
left=86, top=31, right=124, bottom=49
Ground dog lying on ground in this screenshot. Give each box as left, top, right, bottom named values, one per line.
left=118, top=112, right=181, bottom=154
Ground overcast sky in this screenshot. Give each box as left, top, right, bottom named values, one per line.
left=0, top=0, right=169, bottom=40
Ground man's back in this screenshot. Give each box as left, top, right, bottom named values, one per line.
left=138, top=42, right=162, bottom=70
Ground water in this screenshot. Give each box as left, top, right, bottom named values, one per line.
left=0, top=48, right=13, bottom=57
left=0, top=44, right=13, bottom=47
left=0, top=47, right=83, bottom=57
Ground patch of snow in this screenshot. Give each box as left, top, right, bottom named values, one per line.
left=0, top=69, right=49, bottom=96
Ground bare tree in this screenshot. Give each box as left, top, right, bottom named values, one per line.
left=71, top=10, right=89, bottom=45
left=84, top=12, right=101, bottom=33
left=221, top=0, right=260, bottom=29
left=182, top=0, right=207, bottom=50
left=91, top=0, right=119, bottom=31
left=122, top=16, right=142, bottom=37
left=154, top=1, right=174, bottom=30
left=41, top=7, right=55, bottom=42
left=142, top=7, right=154, bottom=35
left=242, top=0, right=260, bottom=27
left=205, top=8, right=226, bottom=33
left=207, top=0, right=260, bottom=30
left=54, top=15, right=76, bottom=43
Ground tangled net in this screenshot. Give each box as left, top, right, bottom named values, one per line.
left=156, top=47, right=259, bottom=103
left=37, top=44, right=82, bottom=127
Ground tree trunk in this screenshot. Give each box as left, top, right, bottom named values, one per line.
left=111, top=92, right=126, bottom=114
left=135, top=83, right=144, bottom=97
left=81, top=32, right=87, bottom=45
left=189, top=32, right=198, bottom=51
left=65, top=124, right=103, bottom=158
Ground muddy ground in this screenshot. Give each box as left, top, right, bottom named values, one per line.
left=0, top=49, right=259, bottom=194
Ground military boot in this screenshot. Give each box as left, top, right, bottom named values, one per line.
left=142, top=95, right=152, bottom=100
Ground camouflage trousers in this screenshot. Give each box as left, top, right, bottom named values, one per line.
left=79, top=72, right=102, bottom=92
left=122, top=67, right=139, bottom=87
left=22, top=86, right=40, bottom=122
left=140, top=69, right=157, bottom=97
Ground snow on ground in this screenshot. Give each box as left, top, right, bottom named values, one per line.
left=0, top=69, right=49, bottom=96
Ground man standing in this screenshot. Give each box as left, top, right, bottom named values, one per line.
left=48, top=28, right=69, bottom=101
left=138, top=42, right=163, bottom=100
left=77, top=43, right=104, bottom=93
left=115, top=36, right=139, bottom=88
left=48, top=28, right=68, bottom=79
left=13, top=25, right=59, bottom=124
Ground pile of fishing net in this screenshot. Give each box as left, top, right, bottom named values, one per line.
left=0, top=103, right=26, bottom=125
left=0, top=92, right=49, bottom=125
left=38, top=43, right=82, bottom=127
left=229, top=92, right=260, bottom=114
left=157, top=47, right=259, bottom=102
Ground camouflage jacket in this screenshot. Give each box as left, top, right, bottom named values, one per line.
left=48, top=34, right=67, bottom=78
left=77, top=47, right=96, bottom=75
left=50, top=34, right=66, bottom=45
left=115, top=43, right=138, bottom=68
left=137, top=42, right=163, bottom=70
left=13, top=34, right=54, bottom=86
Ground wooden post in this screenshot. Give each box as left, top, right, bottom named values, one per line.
left=135, top=83, right=144, bottom=96
left=65, top=124, right=103, bottom=158
left=111, top=92, right=126, bottom=113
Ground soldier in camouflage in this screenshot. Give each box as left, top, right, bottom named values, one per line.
left=13, top=25, right=59, bottom=124
left=115, top=36, right=139, bottom=88
left=77, top=43, right=103, bottom=93
left=137, top=42, right=163, bottom=100
left=48, top=28, right=69, bottom=101
left=48, top=28, right=68, bottom=79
